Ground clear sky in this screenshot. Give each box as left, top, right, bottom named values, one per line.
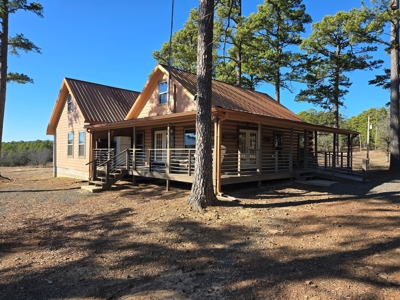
left=5, top=0, right=390, bottom=142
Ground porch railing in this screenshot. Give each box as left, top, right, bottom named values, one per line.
left=92, top=148, right=366, bottom=181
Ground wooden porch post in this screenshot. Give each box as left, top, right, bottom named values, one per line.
left=303, top=129, right=308, bottom=170
left=347, top=134, right=351, bottom=169
left=315, top=131, right=318, bottom=167
left=332, top=133, right=337, bottom=175
left=89, top=130, right=94, bottom=180
left=107, top=129, right=111, bottom=159
left=166, top=123, right=171, bottom=191
left=132, top=126, right=137, bottom=186
left=289, top=128, right=293, bottom=174
left=257, top=123, right=262, bottom=188
left=213, top=117, right=218, bottom=193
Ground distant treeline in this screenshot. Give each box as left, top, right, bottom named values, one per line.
left=1, top=140, right=53, bottom=167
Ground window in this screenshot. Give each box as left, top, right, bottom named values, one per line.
left=68, top=132, right=74, bottom=156
left=78, top=131, right=85, bottom=157
left=274, top=133, right=283, bottom=151
left=184, top=129, right=196, bottom=148
left=67, top=94, right=73, bottom=112
left=159, top=81, right=168, bottom=104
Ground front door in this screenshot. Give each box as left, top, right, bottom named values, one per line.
left=239, top=129, right=257, bottom=168
left=154, top=130, right=168, bottom=162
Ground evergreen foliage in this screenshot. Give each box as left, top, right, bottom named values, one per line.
left=0, top=139, right=52, bottom=166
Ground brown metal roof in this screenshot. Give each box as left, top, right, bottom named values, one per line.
left=65, top=78, right=140, bottom=123
left=167, top=66, right=305, bottom=123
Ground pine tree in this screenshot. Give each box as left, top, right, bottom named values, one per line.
left=187, top=0, right=218, bottom=211
left=0, top=0, right=43, bottom=176
left=245, top=0, right=311, bottom=102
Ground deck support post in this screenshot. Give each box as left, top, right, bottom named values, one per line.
left=257, top=123, right=262, bottom=188
left=213, top=117, right=218, bottom=193
left=289, top=128, right=293, bottom=174
left=132, top=127, right=137, bottom=186
left=347, top=134, right=351, bottom=169
left=166, top=123, right=171, bottom=191
left=303, top=129, right=308, bottom=170
left=107, top=130, right=111, bottom=159
left=315, top=131, right=318, bottom=167
left=332, top=133, right=337, bottom=176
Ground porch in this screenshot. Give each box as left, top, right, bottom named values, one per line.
left=88, top=146, right=367, bottom=192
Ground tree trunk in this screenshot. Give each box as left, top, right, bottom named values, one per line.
left=187, top=0, right=217, bottom=211
left=235, top=0, right=242, bottom=87
left=390, top=5, right=400, bottom=171
left=0, top=1, right=9, bottom=174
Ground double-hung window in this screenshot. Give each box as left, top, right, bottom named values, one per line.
left=68, top=132, right=74, bottom=157
left=159, top=81, right=168, bottom=104
left=78, top=131, right=85, bottom=157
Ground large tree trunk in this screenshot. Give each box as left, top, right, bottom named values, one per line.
left=0, top=1, right=9, bottom=173
left=390, top=5, right=400, bottom=171
left=187, top=0, right=218, bottom=211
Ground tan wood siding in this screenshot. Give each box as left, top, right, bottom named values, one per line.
left=55, top=93, right=90, bottom=179
left=137, top=74, right=196, bottom=119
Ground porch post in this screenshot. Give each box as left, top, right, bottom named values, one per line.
left=132, top=126, right=137, bottom=186
left=257, top=123, right=262, bottom=188
left=107, top=129, right=111, bottom=159
left=332, top=133, right=337, bottom=175
left=347, top=134, right=351, bottom=169
left=89, top=130, right=94, bottom=180
left=213, top=117, right=218, bottom=193
left=314, top=131, right=318, bottom=167
left=303, top=129, right=308, bottom=170
left=217, top=117, right=223, bottom=195
left=289, top=128, right=293, bottom=174
left=166, top=123, right=171, bottom=191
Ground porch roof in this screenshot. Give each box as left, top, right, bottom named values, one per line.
left=86, top=108, right=358, bottom=136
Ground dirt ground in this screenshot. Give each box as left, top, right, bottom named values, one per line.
left=0, top=150, right=399, bottom=299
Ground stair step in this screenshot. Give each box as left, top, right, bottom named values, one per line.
left=81, top=185, right=103, bottom=193
left=89, top=180, right=106, bottom=186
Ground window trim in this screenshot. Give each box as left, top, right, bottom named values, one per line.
left=67, top=132, right=74, bottom=157
left=158, top=81, right=168, bottom=105
left=78, top=131, right=85, bottom=158
left=67, top=94, right=73, bottom=112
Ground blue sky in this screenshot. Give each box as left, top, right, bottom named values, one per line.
left=5, top=0, right=390, bottom=142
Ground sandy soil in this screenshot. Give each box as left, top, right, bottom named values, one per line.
left=0, top=150, right=399, bottom=299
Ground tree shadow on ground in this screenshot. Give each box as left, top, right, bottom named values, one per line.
left=1, top=198, right=400, bottom=299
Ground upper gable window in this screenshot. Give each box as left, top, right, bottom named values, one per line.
left=67, top=94, right=73, bottom=112
left=159, top=81, right=168, bottom=104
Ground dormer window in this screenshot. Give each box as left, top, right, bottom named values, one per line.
left=159, top=81, right=168, bottom=104
left=67, top=94, right=73, bottom=112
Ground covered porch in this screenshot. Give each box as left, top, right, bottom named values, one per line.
left=85, top=109, right=364, bottom=193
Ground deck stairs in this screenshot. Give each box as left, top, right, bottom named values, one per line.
left=293, top=170, right=318, bottom=182
left=82, top=149, right=131, bottom=193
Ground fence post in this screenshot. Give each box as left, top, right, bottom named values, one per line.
left=125, top=150, right=129, bottom=169
left=324, top=152, right=327, bottom=169
left=362, top=158, right=368, bottom=182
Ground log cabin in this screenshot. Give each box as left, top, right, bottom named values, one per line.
left=59, top=64, right=363, bottom=193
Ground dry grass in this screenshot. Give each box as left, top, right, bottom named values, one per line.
left=0, top=151, right=399, bottom=299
